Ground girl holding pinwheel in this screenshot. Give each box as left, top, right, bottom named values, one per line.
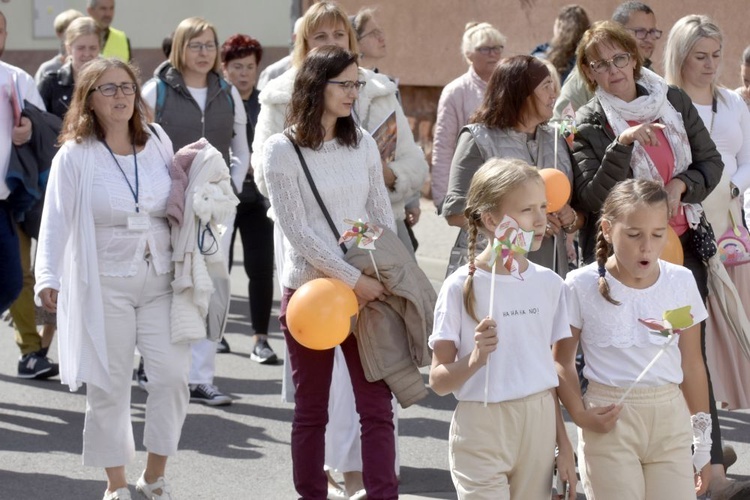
left=554, top=179, right=712, bottom=498
left=429, top=158, right=576, bottom=499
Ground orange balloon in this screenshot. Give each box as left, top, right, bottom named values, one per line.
left=660, top=226, right=684, bottom=265
left=539, top=168, right=571, bottom=213
left=286, top=278, right=359, bottom=350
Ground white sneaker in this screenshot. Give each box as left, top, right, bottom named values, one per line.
left=136, top=472, right=173, bottom=500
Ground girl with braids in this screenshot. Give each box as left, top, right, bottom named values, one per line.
left=429, top=158, right=576, bottom=499
left=554, top=179, right=713, bottom=498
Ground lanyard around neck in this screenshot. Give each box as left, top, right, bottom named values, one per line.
left=103, top=141, right=140, bottom=213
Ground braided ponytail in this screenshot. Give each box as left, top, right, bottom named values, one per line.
left=595, top=229, right=620, bottom=305
left=463, top=213, right=481, bottom=323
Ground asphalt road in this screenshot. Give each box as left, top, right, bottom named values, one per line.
left=0, top=198, right=748, bottom=499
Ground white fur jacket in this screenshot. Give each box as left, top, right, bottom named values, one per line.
left=167, top=139, right=238, bottom=343
left=252, top=67, right=427, bottom=219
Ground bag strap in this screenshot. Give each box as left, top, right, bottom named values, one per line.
left=290, top=139, right=348, bottom=254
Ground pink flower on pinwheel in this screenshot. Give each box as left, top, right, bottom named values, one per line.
left=487, top=215, right=534, bottom=280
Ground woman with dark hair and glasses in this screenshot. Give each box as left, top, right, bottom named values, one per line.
left=261, top=45, right=398, bottom=499
left=142, top=16, right=250, bottom=407
left=35, top=58, right=189, bottom=500
left=219, top=33, right=278, bottom=364
left=443, top=54, right=580, bottom=278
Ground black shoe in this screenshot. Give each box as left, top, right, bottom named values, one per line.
left=189, top=384, right=232, bottom=406
left=135, top=357, right=148, bottom=392
left=216, top=337, right=231, bottom=354
left=250, top=339, right=278, bottom=364
left=18, top=351, right=59, bottom=379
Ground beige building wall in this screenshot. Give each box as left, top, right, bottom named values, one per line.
left=331, top=0, right=750, bottom=89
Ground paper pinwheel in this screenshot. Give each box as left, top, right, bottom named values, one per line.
left=339, top=219, right=384, bottom=281
left=338, top=219, right=383, bottom=251
left=616, top=306, right=694, bottom=405
left=487, top=215, right=535, bottom=281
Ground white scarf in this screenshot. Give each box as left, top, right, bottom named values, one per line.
left=596, top=68, right=692, bottom=182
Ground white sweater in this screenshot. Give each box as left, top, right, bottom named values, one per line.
left=261, top=131, right=396, bottom=290
left=253, top=67, right=427, bottom=219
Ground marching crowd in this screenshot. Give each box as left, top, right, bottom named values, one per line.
left=2, top=0, right=750, bottom=499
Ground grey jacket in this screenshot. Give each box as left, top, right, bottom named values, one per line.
left=443, top=123, right=573, bottom=276
left=346, top=227, right=437, bottom=408
left=154, top=62, right=235, bottom=167
left=571, top=84, right=723, bottom=262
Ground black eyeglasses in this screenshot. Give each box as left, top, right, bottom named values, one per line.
left=627, top=28, right=663, bottom=40
left=589, top=53, right=632, bottom=74
left=476, top=45, right=504, bottom=55
left=327, top=80, right=366, bottom=91
left=91, top=83, right=137, bottom=97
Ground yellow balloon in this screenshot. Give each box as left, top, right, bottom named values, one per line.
left=287, top=278, right=359, bottom=350
left=660, top=226, right=684, bottom=265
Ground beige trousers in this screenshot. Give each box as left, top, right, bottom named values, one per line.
left=579, top=381, right=695, bottom=500
left=449, top=390, right=556, bottom=500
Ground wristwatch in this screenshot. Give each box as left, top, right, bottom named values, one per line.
left=730, top=182, right=740, bottom=198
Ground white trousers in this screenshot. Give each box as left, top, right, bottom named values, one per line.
left=188, top=212, right=236, bottom=384
left=83, top=258, right=190, bottom=467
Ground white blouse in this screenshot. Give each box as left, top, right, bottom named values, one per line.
left=90, top=139, right=172, bottom=277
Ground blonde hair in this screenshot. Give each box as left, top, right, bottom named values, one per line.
left=54, top=9, right=83, bottom=36
left=292, top=1, right=359, bottom=69
left=664, top=15, right=723, bottom=96
left=461, top=22, right=506, bottom=65
left=595, top=179, right=669, bottom=305
left=462, top=158, right=543, bottom=322
left=64, top=16, right=101, bottom=48
left=169, top=17, right=221, bottom=73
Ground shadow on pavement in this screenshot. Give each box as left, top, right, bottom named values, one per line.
left=0, top=402, right=83, bottom=455
left=0, top=470, right=105, bottom=499
left=398, top=465, right=454, bottom=495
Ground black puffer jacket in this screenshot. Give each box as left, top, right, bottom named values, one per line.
left=37, top=62, right=74, bottom=119
left=571, top=84, right=723, bottom=262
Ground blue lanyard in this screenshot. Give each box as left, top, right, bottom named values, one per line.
left=103, top=141, right=140, bottom=213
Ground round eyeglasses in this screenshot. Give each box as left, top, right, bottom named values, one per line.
left=589, top=53, right=632, bottom=74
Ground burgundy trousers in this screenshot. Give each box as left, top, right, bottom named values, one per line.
left=280, top=287, right=398, bottom=500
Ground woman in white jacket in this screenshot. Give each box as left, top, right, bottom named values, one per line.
left=253, top=3, right=425, bottom=497
left=35, top=58, right=190, bottom=500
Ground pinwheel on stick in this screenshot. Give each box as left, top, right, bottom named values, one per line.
left=339, top=219, right=384, bottom=282
left=483, top=215, right=534, bottom=406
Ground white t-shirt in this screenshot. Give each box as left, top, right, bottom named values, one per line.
left=428, top=262, right=570, bottom=403
left=566, top=261, right=708, bottom=388
left=694, top=88, right=750, bottom=236
left=0, top=61, right=45, bottom=199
